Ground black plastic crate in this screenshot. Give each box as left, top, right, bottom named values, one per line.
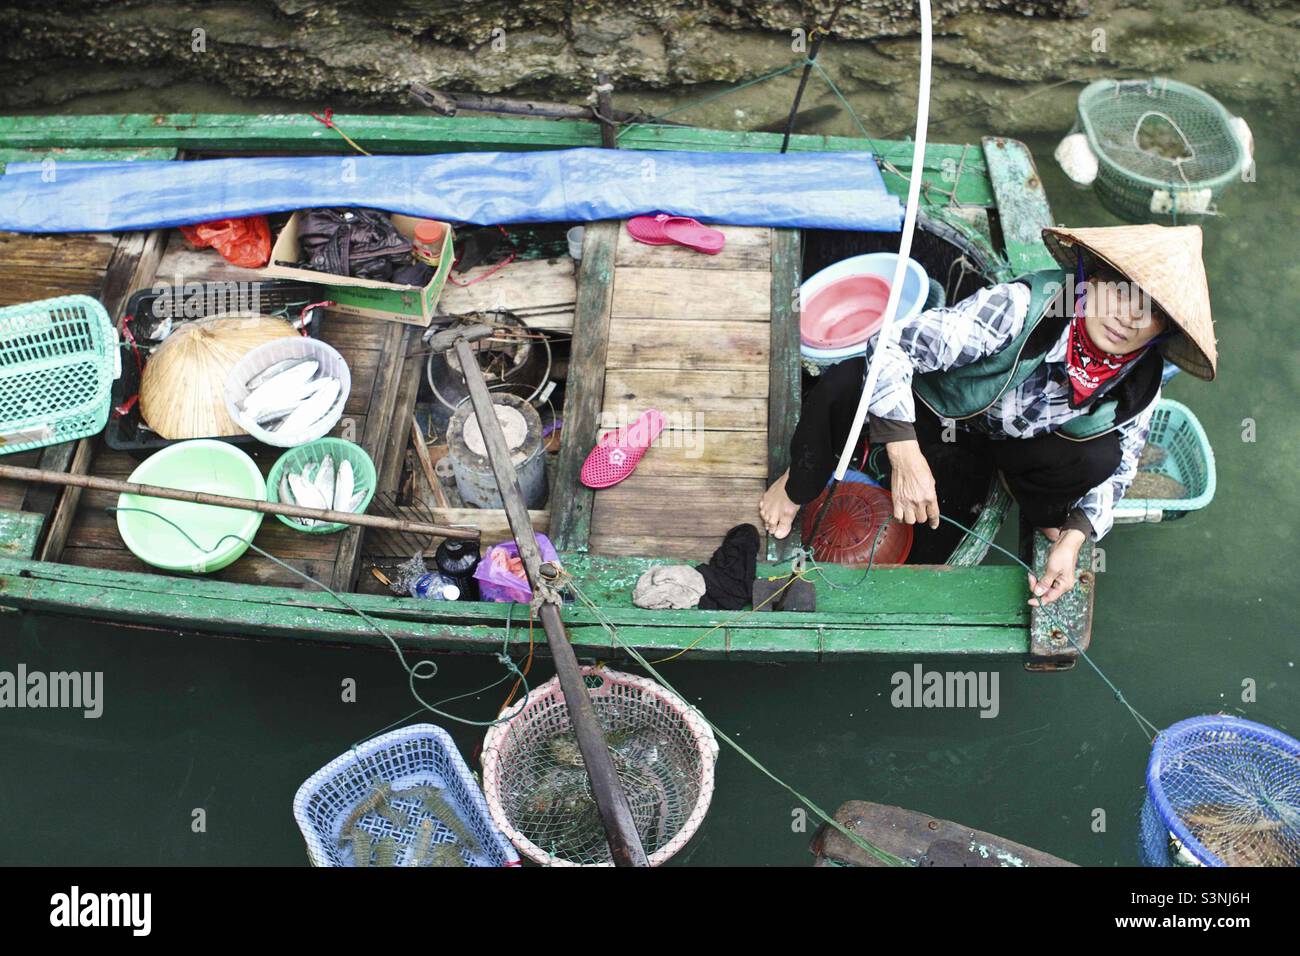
left=106, top=279, right=328, bottom=459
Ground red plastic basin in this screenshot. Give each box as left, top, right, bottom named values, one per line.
left=801, top=274, right=892, bottom=350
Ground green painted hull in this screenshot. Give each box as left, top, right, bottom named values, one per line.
left=0, top=111, right=1089, bottom=665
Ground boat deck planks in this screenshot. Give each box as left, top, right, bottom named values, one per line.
left=588, top=223, right=774, bottom=561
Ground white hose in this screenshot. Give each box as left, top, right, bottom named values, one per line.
left=833, top=0, right=932, bottom=480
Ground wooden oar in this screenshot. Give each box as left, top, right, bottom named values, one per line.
left=0, top=463, right=479, bottom=541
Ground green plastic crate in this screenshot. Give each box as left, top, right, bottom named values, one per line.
left=0, top=294, right=116, bottom=456
left=1115, top=399, right=1216, bottom=523
left=1078, top=78, right=1247, bottom=221
left=266, top=437, right=376, bottom=534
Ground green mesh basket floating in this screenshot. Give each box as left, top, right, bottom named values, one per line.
left=1115, top=399, right=1216, bottom=523
left=0, top=295, right=116, bottom=456
left=1077, top=78, right=1248, bottom=221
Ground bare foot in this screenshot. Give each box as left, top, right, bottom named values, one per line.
left=759, top=470, right=800, bottom=539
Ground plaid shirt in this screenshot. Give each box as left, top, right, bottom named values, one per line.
left=865, top=281, right=1158, bottom=540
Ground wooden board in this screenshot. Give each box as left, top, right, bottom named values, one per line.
left=549, top=221, right=618, bottom=552
left=614, top=222, right=772, bottom=271
left=605, top=318, right=769, bottom=371
left=982, top=136, right=1059, bottom=275
left=609, top=267, right=770, bottom=321
left=601, top=368, right=767, bottom=432
left=437, top=256, right=576, bottom=333
left=767, top=228, right=802, bottom=562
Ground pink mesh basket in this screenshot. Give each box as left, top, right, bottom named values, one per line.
left=481, top=667, right=718, bottom=867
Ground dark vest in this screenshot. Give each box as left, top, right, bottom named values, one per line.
left=911, top=269, right=1162, bottom=441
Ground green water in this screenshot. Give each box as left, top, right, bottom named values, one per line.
left=2, top=76, right=1297, bottom=869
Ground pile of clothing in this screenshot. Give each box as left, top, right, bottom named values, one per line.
left=297, top=208, right=435, bottom=285
left=632, top=524, right=759, bottom=611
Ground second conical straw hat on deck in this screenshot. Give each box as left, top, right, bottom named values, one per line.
left=140, top=315, right=297, bottom=439
left=1042, top=224, right=1217, bottom=380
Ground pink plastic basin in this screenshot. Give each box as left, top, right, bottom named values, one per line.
left=801, top=274, right=892, bottom=350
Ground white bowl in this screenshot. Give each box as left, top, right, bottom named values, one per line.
left=223, top=337, right=351, bottom=448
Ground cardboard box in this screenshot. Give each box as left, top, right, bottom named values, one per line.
left=261, top=211, right=454, bottom=327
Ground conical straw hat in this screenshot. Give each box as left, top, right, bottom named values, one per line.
left=140, top=315, right=296, bottom=439
left=1042, top=224, right=1217, bottom=380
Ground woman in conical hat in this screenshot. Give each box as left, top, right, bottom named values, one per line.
left=759, top=224, right=1216, bottom=605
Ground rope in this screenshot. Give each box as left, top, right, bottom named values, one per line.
left=107, top=505, right=529, bottom=732
left=308, top=107, right=373, bottom=156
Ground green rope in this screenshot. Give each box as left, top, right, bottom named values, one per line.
left=108, top=506, right=530, bottom=732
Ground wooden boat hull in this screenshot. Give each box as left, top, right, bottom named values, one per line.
left=0, top=113, right=1091, bottom=665
left=811, top=800, right=1076, bottom=867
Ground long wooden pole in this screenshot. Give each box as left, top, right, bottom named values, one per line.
left=0, top=464, right=479, bottom=541
left=451, top=336, right=649, bottom=867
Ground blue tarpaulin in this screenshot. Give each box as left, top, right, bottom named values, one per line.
left=0, top=148, right=903, bottom=233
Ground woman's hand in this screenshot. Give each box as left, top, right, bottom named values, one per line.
left=886, top=440, right=940, bottom=529
left=1028, top=528, right=1087, bottom=606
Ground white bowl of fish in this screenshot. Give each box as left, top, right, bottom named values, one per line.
left=224, top=337, right=351, bottom=448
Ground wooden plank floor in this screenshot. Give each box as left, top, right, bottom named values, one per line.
left=57, top=233, right=402, bottom=589
left=588, top=224, right=772, bottom=561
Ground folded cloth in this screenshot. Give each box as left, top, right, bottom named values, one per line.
left=633, top=565, right=707, bottom=610
left=695, top=523, right=760, bottom=611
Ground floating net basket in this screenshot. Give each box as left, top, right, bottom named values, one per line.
left=482, top=667, right=719, bottom=866
left=1139, top=716, right=1300, bottom=867
left=293, top=723, right=519, bottom=867
left=1114, top=399, right=1216, bottom=523
left=1077, top=78, right=1247, bottom=221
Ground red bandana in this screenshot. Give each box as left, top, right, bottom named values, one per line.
left=1065, top=314, right=1141, bottom=407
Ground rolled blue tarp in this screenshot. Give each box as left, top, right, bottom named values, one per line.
left=0, top=148, right=903, bottom=232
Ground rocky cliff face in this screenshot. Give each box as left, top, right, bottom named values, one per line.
left=0, top=0, right=1294, bottom=134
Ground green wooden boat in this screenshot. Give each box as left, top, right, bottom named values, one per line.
left=0, top=111, right=1093, bottom=667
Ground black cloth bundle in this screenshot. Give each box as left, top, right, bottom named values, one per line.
left=695, top=523, right=760, bottom=611
left=297, top=208, right=413, bottom=281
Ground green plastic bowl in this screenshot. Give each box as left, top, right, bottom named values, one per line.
left=116, top=439, right=266, bottom=574
left=266, top=438, right=376, bottom=534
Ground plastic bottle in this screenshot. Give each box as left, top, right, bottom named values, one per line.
left=409, top=572, right=461, bottom=601
left=434, top=538, right=480, bottom=601
left=412, top=221, right=446, bottom=266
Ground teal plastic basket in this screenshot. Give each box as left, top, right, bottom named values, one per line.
left=266, top=437, right=376, bottom=534
left=1116, top=399, right=1216, bottom=523
left=0, top=295, right=116, bottom=456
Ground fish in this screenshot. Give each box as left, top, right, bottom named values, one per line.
left=338, top=780, right=393, bottom=845
left=373, top=836, right=398, bottom=867
left=272, top=377, right=341, bottom=437
left=348, top=828, right=374, bottom=868
left=407, top=819, right=435, bottom=867
left=430, top=843, right=466, bottom=868
left=245, top=357, right=302, bottom=390
left=314, top=455, right=336, bottom=506
left=333, top=458, right=355, bottom=512
left=346, top=489, right=367, bottom=513
left=390, top=784, right=483, bottom=854
left=278, top=475, right=294, bottom=508
left=239, top=359, right=319, bottom=419
left=288, top=472, right=328, bottom=527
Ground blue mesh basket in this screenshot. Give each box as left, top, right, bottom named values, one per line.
left=1139, top=716, right=1300, bottom=867
left=293, top=723, right=519, bottom=867
left=1115, top=399, right=1215, bottom=523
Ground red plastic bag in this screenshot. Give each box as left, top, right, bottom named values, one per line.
left=179, top=215, right=271, bottom=268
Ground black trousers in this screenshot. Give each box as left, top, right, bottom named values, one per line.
left=788, top=358, right=1121, bottom=559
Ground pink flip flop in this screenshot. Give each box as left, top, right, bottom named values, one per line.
left=626, top=215, right=725, bottom=254
left=661, top=217, right=725, bottom=255
left=580, top=409, right=667, bottom=489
